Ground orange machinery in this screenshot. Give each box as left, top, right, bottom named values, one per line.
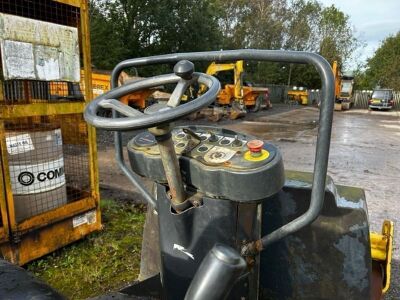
left=85, top=70, right=154, bottom=109
left=49, top=70, right=155, bottom=109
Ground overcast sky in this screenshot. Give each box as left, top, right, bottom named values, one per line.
left=319, top=0, right=400, bottom=68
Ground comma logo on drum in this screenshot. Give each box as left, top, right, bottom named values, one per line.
left=18, top=171, right=35, bottom=186
left=17, top=167, right=65, bottom=186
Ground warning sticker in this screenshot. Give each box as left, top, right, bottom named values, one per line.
left=204, top=146, right=236, bottom=164
left=73, top=210, right=97, bottom=228
left=6, top=133, right=35, bottom=155
left=55, top=128, right=63, bottom=146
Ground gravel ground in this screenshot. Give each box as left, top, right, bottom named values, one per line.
left=96, top=104, right=399, bottom=298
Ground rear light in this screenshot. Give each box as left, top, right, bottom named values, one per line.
left=389, top=100, right=394, bottom=105
left=368, top=99, right=372, bottom=104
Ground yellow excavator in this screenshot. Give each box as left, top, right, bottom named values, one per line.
left=200, top=60, right=271, bottom=120
left=285, top=62, right=354, bottom=109
left=332, top=61, right=355, bottom=111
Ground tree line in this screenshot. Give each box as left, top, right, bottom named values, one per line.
left=356, top=31, right=400, bottom=90
left=90, top=0, right=390, bottom=89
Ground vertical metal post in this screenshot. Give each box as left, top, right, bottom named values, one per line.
left=287, top=63, right=293, bottom=86
left=148, top=126, right=186, bottom=207
left=80, top=0, right=100, bottom=207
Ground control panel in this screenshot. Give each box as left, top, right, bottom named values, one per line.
left=127, top=126, right=285, bottom=202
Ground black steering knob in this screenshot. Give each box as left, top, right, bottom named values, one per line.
left=174, top=60, right=194, bottom=80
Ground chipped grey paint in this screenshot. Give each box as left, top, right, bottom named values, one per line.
left=260, top=171, right=372, bottom=299
left=0, top=13, right=80, bottom=82
left=288, top=236, right=317, bottom=285
left=336, top=196, right=365, bottom=209
left=349, top=222, right=368, bottom=232
left=281, top=191, right=297, bottom=215
left=334, top=234, right=369, bottom=291
left=284, top=179, right=310, bottom=188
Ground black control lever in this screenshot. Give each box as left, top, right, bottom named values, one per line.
left=182, top=128, right=201, bottom=142
left=167, top=60, right=197, bottom=107
left=184, top=244, right=246, bottom=300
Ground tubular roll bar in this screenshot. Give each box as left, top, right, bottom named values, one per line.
left=109, top=49, right=334, bottom=248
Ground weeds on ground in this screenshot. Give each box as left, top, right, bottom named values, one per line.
left=27, top=199, right=146, bottom=299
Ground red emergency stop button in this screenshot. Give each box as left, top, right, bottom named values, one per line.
left=247, top=140, right=264, bottom=157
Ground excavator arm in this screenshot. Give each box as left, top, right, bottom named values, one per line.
left=205, top=60, right=244, bottom=99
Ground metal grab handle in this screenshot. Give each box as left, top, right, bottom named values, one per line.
left=110, top=49, right=334, bottom=248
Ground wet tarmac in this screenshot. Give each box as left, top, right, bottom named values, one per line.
left=97, top=104, right=400, bottom=299
left=222, top=105, right=400, bottom=299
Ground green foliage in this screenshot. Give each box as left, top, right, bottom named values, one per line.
left=89, top=2, right=131, bottom=69
left=284, top=0, right=321, bottom=51
left=359, top=31, right=400, bottom=90
left=89, top=0, right=362, bottom=88
left=317, top=5, right=360, bottom=67
left=154, top=0, right=223, bottom=53
left=27, top=199, right=146, bottom=299
left=353, top=67, right=370, bottom=90
left=234, top=0, right=288, bottom=49
left=89, top=0, right=222, bottom=70
left=283, top=1, right=361, bottom=87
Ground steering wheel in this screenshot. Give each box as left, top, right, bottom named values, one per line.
left=84, top=60, right=220, bottom=131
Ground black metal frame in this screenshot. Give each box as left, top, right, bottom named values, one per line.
left=108, top=49, right=335, bottom=247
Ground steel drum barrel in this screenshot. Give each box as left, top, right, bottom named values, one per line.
left=6, top=126, right=68, bottom=222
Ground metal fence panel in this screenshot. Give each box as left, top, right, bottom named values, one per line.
left=353, top=91, right=400, bottom=109
left=261, top=84, right=287, bottom=103
left=265, top=85, right=400, bottom=110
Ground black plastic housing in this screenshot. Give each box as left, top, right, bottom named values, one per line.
left=127, top=126, right=285, bottom=202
